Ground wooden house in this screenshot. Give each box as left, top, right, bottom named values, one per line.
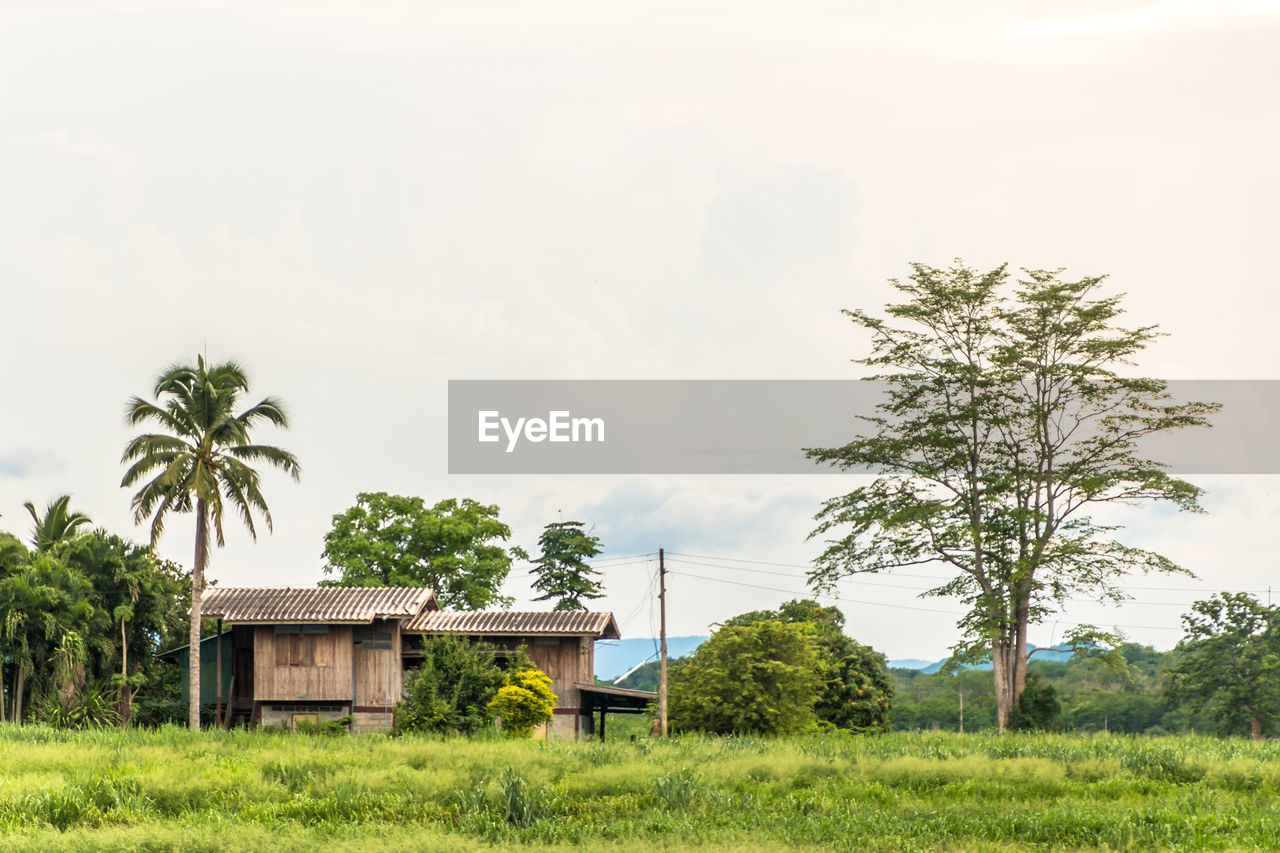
left=160, top=586, right=652, bottom=736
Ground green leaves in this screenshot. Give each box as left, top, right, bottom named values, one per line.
left=806, top=261, right=1218, bottom=728
left=530, top=521, right=604, bottom=611
left=121, top=356, right=300, bottom=549
left=321, top=493, right=520, bottom=610
left=1165, top=593, right=1280, bottom=739
left=668, top=619, right=823, bottom=735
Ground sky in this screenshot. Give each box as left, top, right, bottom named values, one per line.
left=2, top=0, right=1278, bottom=661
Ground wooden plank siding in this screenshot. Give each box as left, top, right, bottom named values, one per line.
left=524, top=637, right=593, bottom=710
left=353, top=619, right=402, bottom=710
left=253, top=625, right=354, bottom=702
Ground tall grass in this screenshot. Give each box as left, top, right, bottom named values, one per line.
left=2, top=724, right=1280, bottom=850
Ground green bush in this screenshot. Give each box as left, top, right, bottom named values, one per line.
left=485, top=670, right=556, bottom=738
left=669, top=619, right=822, bottom=735
left=396, top=636, right=550, bottom=737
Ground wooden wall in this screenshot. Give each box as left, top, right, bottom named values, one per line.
left=253, top=625, right=354, bottom=702
left=353, top=619, right=402, bottom=709
left=525, top=637, right=593, bottom=709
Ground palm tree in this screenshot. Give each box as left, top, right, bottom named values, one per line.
left=121, top=356, right=300, bottom=729
left=23, top=495, right=91, bottom=552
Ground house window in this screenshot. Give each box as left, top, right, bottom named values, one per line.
left=354, top=629, right=393, bottom=650
left=274, top=630, right=330, bottom=667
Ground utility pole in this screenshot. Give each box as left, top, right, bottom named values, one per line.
left=958, top=683, right=964, bottom=734
left=658, top=547, right=668, bottom=737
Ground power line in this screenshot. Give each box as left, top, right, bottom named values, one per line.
left=671, top=556, right=1204, bottom=609
left=667, top=567, right=1183, bottom=632
left=667, top=551, right=1273, bottom=596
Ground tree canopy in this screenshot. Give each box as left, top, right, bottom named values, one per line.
left=23, top=495, right=92, bottom=552
left=668, top=619, right=822, bottom=735
left=530, top=520, right=604, bottom=611
left=321, top=493, right=525, bottom=609
left=806, top=261, right=1216, bottom=730
left=723, top=599, right=893, bottom=732
left=1165, top=593, right=1280, bottom=741
left=0, top=528, right=188, bottom=727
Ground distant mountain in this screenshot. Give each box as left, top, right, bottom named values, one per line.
left=890, top=645, right=1081, bottom=674
left=598, top=639, right=1081, bottom=681
left=593, top=636, right=707, bottom=680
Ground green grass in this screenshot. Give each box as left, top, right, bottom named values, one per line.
left=3, top=726, right=1280, bottom=851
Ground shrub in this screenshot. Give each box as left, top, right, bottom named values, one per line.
left=396, top=635, right=509, bottom=735
left=486, top=669, right=556, bottom=738
left=668, top=620, right=822, bottom=735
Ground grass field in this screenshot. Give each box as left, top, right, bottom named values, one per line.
left=3, top=725, right=1280, bottom=851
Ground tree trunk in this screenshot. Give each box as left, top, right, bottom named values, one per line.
left=992, top=640, right=1014, bottom=732
left=1251, top=711, right=1263, bottom=742
left=1012, top=596, right=1030, bottom=715
left=13, top=661, right=26, bottom=724
left=189, top=500, right=209, bottom=731
left=118, top=617, right=132, bottom=728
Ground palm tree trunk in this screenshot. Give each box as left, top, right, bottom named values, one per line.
left=119, top=617, right=131, bottom=728
left=189, top=499, right=209, bottom=730
left=13, top=661, right=26, bottom=724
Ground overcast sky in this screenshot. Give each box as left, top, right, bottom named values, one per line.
left=2, top=0, right=1278, bottom=661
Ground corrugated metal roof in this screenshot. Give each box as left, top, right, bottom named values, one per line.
left=202, top=586, right=437, bottom=624
left=403, top=609, right=621, bottom=639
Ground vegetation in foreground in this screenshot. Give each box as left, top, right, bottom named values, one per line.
left=4, top=726, right=1280, bottom=852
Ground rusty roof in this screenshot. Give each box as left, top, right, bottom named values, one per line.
left=403, top=609, right=621, bottom=639
left=201, top=586, right=437, bottom=624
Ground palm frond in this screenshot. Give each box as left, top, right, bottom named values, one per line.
left=224, top=444, right=301, bottom=480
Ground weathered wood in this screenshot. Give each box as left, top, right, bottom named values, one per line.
left=353, top=619, right=401, bottom=710
left=253, top=626, right=353, bottom=701
left=526, top=637, right=593, bottom=710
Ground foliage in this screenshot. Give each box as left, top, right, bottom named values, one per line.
left=0, top=529, right=189, bottom=726
left=1008, top=676, right=1061, bottom=731
left=1165, top=593, right=1280, bottom=741
left=668, top=619, right=822, bottom=735
left=486, top=669, right=556, bottom=738
left=0, top=533, right=29, bottom=578
left=805, top=261, right=1217, bottom=730
left=396, top=635, right=510, bottom=735
left=122, top=355, right=300, bottom=729
left=294, top=716, right=353, bottom=736
left=22, top=496, right=92, bottom=553
left=31, top=681, right=122, bottom=730
left=723, top=599, right=893, bottom=732
left=322, top=493, right=525, bottom=609
left=529, top=521, right=604, bottom=611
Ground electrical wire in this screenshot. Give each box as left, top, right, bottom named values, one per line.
left=666, top=565, right=1183, bottom=632
left=667, top=551, right=1274, bottom=596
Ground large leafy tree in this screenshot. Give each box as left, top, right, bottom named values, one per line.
left=1165, top=593, right=1280, bottom=741
left=724, top=599, right=893, bottom=732
left=807, top=262, right=1216, bottom=730
left=321, top=493, right=525, bottom=609
left=668, top=619, right=822, bottom=735
left=530, top=520, right=604, bottom=611
left=23, top=495, right=91, bottom=552
left=121, top=356, right=300, bottom=729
